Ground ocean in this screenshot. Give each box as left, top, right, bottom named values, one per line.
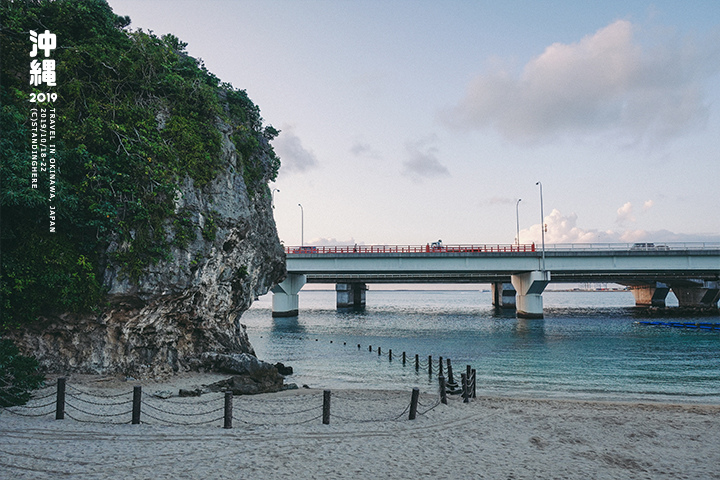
left=241, top=289, right=720, bottom=404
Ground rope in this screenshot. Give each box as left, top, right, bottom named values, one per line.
left=65, top=401, right=132, bottom=418
left=64, top=410, right=130, bottom=425
left=67, top=384, right=131, bottom=399
left=65, top=391, right=132, bottom=407
left=140, top=409, right=224, bottom=426
left=233, top=404, right=320, bottom=416
left=141, top=400, right=224, bottom=417
left=233, top=413, right=323, bottom=426
left=0, top=406, right=54, bottom=417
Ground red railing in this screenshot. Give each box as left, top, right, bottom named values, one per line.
left=285, top=244, right=537, bottom=254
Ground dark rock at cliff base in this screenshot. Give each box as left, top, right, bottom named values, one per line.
left=274, top=362, right=294, bottom=376
left=201, top=352, right=275, bottom=376
left=204, top=353, right=284, bottom=395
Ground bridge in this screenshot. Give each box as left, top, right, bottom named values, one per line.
left=271, top=243, right=720, bottom=318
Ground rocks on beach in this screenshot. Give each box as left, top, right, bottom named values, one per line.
left=200, top=352, right=292, bottom=395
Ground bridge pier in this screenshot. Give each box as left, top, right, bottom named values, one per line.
left=671, top=281, right=720, bottom=309
left=271, top=274, right=306, bottom=317
left=629, top=282, right=669, bottom=307
left=491, top=282, right=516, bottom=309
left=511, top=271, right=550, bottom=319
left=336, top=282, right=367, bottom=311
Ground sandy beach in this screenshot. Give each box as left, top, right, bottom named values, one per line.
left=1, top=373, right=719, bottom=480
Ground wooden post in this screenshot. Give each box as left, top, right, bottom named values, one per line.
left=389, top=349, right=392, bottom=361
left=132, top=386, right=142, bottom=425
left=438, top=356, right=444, bottom=377
left=369, top=345, right=372, bottom=352
left=322, top=390, right=331, bottom=425
left=415, top=354, right=419, bottom=371
left=462, top=373, right=469, bottom=403
left=472, top=368, right=477, bottom=398
left=402, top=352, right=406, bottom=365
left=409, top=387, right=420, bottom=420
left=446, top=359, right=454, bottom=385
left=439, top=375, right=447, bottom=404
left=223, top=391, right=233, bottom=429
left=428, top=355, right=432, bottom=375
left=378, top=347, right=381, bottom=356
left=55, top=377, right=65, bottom=420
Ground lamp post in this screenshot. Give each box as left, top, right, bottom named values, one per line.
left=298, top=203, right=304, bottom=247
left=272, top=188, right=280, bottom=209
left=535, top=182, right=545, bottom=271
left=515, top=198, right=522, bottom=247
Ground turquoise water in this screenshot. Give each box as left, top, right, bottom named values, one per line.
left=242, top=290, right=720, bottom=404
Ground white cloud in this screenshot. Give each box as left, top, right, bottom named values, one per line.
left=401, top=137, right=450, bottom=181
left=643, top=200, right=654, bottom=211
left=616, top=201, right=636, bottom=225
left=519, top=208, right=720, bottom=245
left=273, top=124, right=319, bottom=174
left=442, top=19, right=718, bottom=146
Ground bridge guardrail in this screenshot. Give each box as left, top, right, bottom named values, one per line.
left=285, top=242, right=720, bottom=255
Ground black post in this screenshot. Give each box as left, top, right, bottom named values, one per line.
left=438, top=375, right=447, bottom=405
left=369, top=345, right=372, bottom=352
left=462, top=373, right=469, bottom=403
left=55, top=377, right=65, bottom=420
left=132, top=386, right=142, bottom=425
left=438, top=356, right=444, bottom=377
left=389, top=349, right=392, bottom=361
left=428, top=355, right=432, bottom=375
left=322, top=390, right=331, bottom=425
left=378, top=347, right=381, bottom=356
left=447, top=358, right=455, bottom=385
left=415, top=354, right=419, bottom=371
left=224, top=391, right=233, bottom=429
left=472, top=368, right=477, bottom=398
left=402, top=352, right=406, bottom=365
left=409, top=387, right=420, bottom=420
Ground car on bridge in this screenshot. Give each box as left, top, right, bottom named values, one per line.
left=631, top=243, right=670, bottom=251
left=291, top=246, right=318, bottom=254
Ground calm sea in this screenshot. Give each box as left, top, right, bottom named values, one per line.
left=242, top=289, right=720, bottom=404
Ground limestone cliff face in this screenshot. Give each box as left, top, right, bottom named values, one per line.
left=11, top=122, right=286, bottom=376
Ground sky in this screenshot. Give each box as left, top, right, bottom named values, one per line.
left=108, top=0, right=720, bottom=249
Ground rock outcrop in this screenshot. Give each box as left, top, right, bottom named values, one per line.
left=9, top=122, right=286, bottom=376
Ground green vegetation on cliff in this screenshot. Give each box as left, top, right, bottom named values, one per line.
left=0, top=0, right=280, bottom=329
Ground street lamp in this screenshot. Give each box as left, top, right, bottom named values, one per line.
left=535, top=182, right=546, bottom=271
left=272, top=188, right=280, bottom=209
left=298, top=203, right=304, bottom=247
left=515, top=198, right=522, bottom=247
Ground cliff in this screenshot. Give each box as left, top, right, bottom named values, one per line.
left=0, top=1, right=286, bottom=375
left=9, top=122, right=286, bottom=376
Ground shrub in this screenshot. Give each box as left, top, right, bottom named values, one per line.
left=0, top=339, right=46, bottom=407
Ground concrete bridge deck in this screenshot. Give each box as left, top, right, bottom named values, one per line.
left=271, top=243, right=720, bottom=318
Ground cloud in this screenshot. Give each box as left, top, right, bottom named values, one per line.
left=616, top=202, right=636, bottom=225
left=272, top=125, right=319, bottom=174
left=401, top=137, right=450, bottom=181
left=519, top=208, right=720, bottom=245
left=442, top=19, right=718, bottom=146
left=309, top=237, right=363, bottom=246
left=350, top=141, right=382, bottom=159
left=642, top=200, right=654, bottom=211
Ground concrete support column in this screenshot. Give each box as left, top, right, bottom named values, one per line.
left=336, top=283, right=367, bottom=310
left=491, top=282, right=516, bottom=309
left=629, top=282, right=669, bottom=307
left=511, top=271, right=550, bottom=319
left=672, top=281, right=720, bottom=308
left=271, top=274, right=306, bottom=317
